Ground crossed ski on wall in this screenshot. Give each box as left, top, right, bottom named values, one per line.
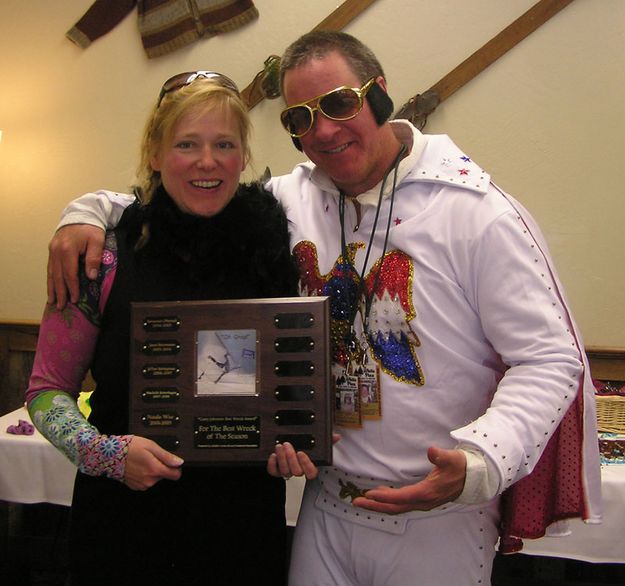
left=242, top=0, right=576, bottom=131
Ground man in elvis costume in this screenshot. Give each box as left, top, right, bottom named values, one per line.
left=48, top=32, right=601, bottom=586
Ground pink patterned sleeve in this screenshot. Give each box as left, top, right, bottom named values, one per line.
left=26, top=233, right=133, bottom=482
left=26, top=232, right=117, bottom=403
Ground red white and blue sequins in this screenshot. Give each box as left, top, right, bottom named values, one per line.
left=293, top=240, right=424, bottom=386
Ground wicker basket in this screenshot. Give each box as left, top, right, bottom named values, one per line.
left=596, top=394, right=625, bottom=434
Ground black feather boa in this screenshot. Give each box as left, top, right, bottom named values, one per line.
left=120, top=183, right=299, bottom=299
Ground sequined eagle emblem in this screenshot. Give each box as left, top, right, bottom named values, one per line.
left=293, top=241, right=424, bottom=386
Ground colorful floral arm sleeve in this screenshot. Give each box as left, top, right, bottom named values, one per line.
left=28, top=391, right=131, bottom=480
left=26, top=232, right=133, bottom=481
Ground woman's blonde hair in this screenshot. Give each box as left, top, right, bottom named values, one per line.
left=134, top=79, right=251, bottom=205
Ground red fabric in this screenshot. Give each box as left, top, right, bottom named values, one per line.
left=498, top=375, right=586, bottom=553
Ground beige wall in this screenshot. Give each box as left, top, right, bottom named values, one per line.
left=0, top=0, right=623, bottom=347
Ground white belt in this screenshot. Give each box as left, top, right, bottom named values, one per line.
left=314, top=467, right=468, bottom=535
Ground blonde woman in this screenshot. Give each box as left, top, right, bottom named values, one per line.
left=27, top=72, right=297, bottom=586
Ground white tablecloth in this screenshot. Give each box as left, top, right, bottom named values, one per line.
left=0, top=406, right=76, bottom=506
left=0, top=406, right=306, bottom=525
left=521, top=464, right=625, bottom=563
left=1, top=405, right=622, bottom=563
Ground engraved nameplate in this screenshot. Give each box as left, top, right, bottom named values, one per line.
left=141, top=364, right=180, bottom=379
left=141, top=412, right=180, bottom=427
left=143, top=316, right=181, bottom=332
left=141, top=340, right=181, bottom=356
left=141, top=388, right=181, bottom=403
left=194, top=416, right=261, bottom=449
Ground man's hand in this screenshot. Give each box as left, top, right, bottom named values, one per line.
left=123, top=436, right=184, bottom=491
left=47, top=224, right=105, bottom=308
left=352, top=446, right=467, bottom=514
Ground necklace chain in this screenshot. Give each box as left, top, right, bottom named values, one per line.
left=338, top=144, right=407, bottom=339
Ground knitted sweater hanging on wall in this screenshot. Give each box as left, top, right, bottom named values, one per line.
left=66, top=0, right=259, bottom=59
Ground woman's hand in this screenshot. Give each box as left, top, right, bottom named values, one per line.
left=266, top=434, right=341, bottom=480
left=267, top=442, right=319, bottom=480
left=123, top=436, right=185, bottom=491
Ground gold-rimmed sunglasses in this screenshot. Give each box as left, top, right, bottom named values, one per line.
left=280, top=78, right=376, bottom=138
left=157, top=71, right=240, bottom=107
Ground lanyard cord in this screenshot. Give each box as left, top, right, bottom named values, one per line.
left=338, top=144, right=406, bottom=332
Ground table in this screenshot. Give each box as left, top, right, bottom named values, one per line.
left=0, top=407, right=305, bottom=525
left=0, top=406, right=76, bottom=506
left=1, top=406, right=622, bottom=561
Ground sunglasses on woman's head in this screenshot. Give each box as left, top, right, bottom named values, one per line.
left=157, top=71, right=240, bottom=107
left=280, top=78, right=376, bottom=138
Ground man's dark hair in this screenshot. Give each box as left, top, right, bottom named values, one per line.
left=279, top=30, right=386, bottom=93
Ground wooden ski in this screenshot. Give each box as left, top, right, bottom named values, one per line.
left=395, top=0, right=576, bottom=128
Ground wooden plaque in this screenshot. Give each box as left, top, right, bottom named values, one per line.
left=129, top=297, right=332, bottom=465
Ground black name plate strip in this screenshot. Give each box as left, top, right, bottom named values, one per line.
left=274, top=361, right=315, bottom=376
left=274, top=385, right=315, bottom=401
left=274, top=312, right=315, bottom=329
left=146, top=435, right=181, bottom=452
left=275, top=434, right=316, bottom=450
left=274, top=409, right=315, bottom=426
left=274, top=336, right=315, bottom=353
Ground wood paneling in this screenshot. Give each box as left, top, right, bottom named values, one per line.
left=1, top=321, right=623, bottom=417
left=0, top=322, right=39, bottom=416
